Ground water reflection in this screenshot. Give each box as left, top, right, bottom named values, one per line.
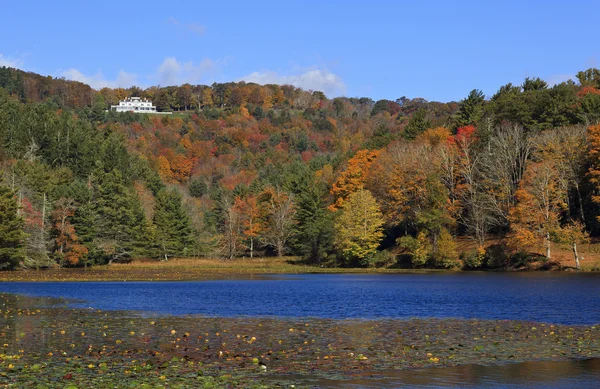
left=312, top=358, right=600, bottom=388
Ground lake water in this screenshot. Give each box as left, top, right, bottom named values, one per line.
left=0, top=272, right=598, bottom=324
left=0, top=272, right=599, bottom=388
left=311, top=358, right=600, bottom=389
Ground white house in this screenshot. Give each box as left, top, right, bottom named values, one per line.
left=110, top=97, right=171, bottom=114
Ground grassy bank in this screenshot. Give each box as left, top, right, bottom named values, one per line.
left=0, top=251, right=598, bottom=282
left=0, top=257, right=446, bottom=282
left=0, top=293, right=598, bottom=388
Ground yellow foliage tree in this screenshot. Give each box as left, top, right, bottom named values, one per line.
left=334, top=189, right=384, bottom=265
left=157, top=155, right=173, bottom=182
left=415, top=126, right=452, bottom=147
left=509, top=160, right=568, bottom=259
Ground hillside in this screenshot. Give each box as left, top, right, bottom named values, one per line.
left=1, top=66, right=600, bottom=270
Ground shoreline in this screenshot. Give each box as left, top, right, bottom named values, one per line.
left=0, top=257, right=596, bottom=283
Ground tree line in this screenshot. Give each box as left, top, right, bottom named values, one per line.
left=1, top=67, right=600, bottom=269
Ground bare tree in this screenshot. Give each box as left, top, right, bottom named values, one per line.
left=480, top=123, right=532, bottom=225
left=534, top=126, right=587, bottom=223
left=441, top=134, right=500, bottom=246
left=260, top=187, right=295, bottom=257
left=216, top=192, right=243, bottom=260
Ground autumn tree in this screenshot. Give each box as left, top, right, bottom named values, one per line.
left=553, top=221, right=588, bottom=270
left=170, top=154, right=194, bottom=182
left=334, top=189, right=384, bottom=266
left=370, top=141, right=446, bottom=235
left=330, top=149, right=380, bottom=210
left=587, top=124, right=600, bottom=214
left=21, top=194, right=53, bottom=269
left=157, top=155, right=173, bottom=182
left=509, top=161, right=568, bottom=260
left=535, top=126, right=587, bottom=223
left=52, top=198, right=88, bottom=266
left=232, top=195, right=262, bottom=258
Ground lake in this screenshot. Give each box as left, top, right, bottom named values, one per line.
left=310, top=358, right=600, bottom=388
left=0, top=272, right=599, bottom=388
left=0, top=272, right=598, bottom=324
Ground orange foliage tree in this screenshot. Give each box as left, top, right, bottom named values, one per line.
left=170, top=154, right=194, bottom=182
left=232, top=195, right=262, bottom=258
left=157, top=155, right=173, bottom=182
left=587, top=124, right=600, bottom=214
left=330, top=149, right=380, bottom=211
left=52, top=198, right=88, bottom=266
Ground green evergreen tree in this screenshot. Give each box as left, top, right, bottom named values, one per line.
left=522, top=77, right=548, bottom=92
left=0, top=185, right=26, bottom=269
left=454, top=89, right=485, bottom=128
left=93, top=170, right=147, bottom=263
left=188, top=178, right=208, bottom=198
left=403, top=108, right=431, bottom=139
left=152, top=189, right=194, bottom=260
left=292, top=182, right=334, bottom=263
left=576, top=68, right=600, bottom=88
left=14, top=73, right=25, bottom=102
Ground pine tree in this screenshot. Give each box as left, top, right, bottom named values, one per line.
left=152, top=189, right=194, bottom=260
left=403, top=108, right=431, bottom=139
left=293, top=182, right=334, bottom=263
left=453, top=89, right=485, bottom=129
left=93, top=170, right=147, bottom=263
left=0, top=185, right=26, bottom=269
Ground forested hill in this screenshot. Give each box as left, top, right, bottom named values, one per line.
left=1, top=65, right=600, bottom=270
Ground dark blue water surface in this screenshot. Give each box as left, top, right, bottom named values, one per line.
left=0, top=273, right=599, bottom=324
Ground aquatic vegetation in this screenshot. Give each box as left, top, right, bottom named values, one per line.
left=0, top=293, right=598, bottom=387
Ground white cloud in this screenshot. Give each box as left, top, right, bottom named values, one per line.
left=61, top=68, right=139, bottom=89
left=0, top=53, right=24, bottom=68
left=60, top=56, right=226, bottom=89
left=168, top=17, right=206, bottom=36
left=240, top=68, right=346, bottom=97
left=156, top=57, right=219, bottom=85
left=156, top=57, right=180, bottom=85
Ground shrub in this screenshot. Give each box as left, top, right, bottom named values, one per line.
left=510, top=251, right=536, bottom=268
left=370, top=250, right=396, bottom=268
left=397, top=232, right=430, bottom=267
left=462, top=246, right=485, bottom=269
left=485, top=243, right=509, bottom=269
left=434, top=229, right=460, bottom=269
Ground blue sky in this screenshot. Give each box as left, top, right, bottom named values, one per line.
left=1, top=0, right=599, bottom=102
